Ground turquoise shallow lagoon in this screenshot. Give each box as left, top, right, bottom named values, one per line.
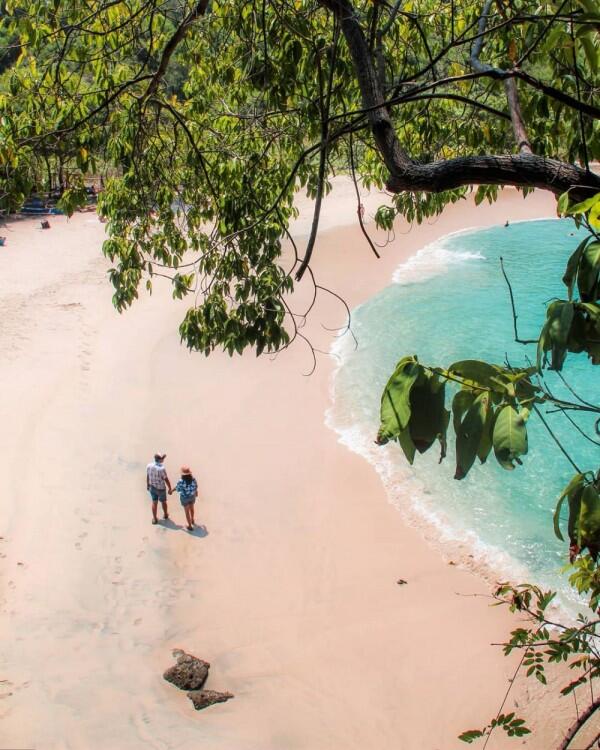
left=329, top=219, right=599, bottom=609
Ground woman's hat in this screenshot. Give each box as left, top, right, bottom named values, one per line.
left=181, top=466, right=192, bottom=475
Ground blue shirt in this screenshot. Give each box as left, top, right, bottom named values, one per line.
left=175, top=477, right=197, bottom=500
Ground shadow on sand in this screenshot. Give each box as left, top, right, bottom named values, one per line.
left=157, top=518, right=209, bottom=538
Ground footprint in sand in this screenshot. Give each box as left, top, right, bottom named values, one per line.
left=81, top=518, right=90, bottom=524
left=0, top=679, right=21, bottom=699
left=134, top=618, right=142, bottom=626
left=75, top=542, right=82, bottom=550
left=137, top=550, right=145, bottom=558
left=7, top=581, right=15, bottom=589
left=78, top=532, right=88, bottom=540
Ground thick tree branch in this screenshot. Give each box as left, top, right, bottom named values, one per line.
left=385, top=153, right=600, bottom=201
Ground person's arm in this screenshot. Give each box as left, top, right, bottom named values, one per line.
left=164, top=471, right=173, bottom=494
left=146, top=467, right=150, bottom=491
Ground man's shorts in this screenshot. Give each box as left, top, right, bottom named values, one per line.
left=149, top=486, right=167, bottom=502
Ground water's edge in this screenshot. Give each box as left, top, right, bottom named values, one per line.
left=325, top=218, right=584, bottom=620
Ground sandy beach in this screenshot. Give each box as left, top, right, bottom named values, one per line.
left=0, top=184, right=574, bottom=749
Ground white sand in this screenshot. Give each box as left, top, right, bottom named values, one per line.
left=0, top=185, right=576, bottom=748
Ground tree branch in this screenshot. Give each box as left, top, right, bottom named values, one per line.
left=470, top=0, right=532, bottom=153
left=318, top=0, right=600, bottom=203
left=558, top=697, right=600, bottom=750
left=142, top=0, right=209, bottom=102
left=385, top=153, right=600, bottom=202
left=500, top=256, right=539, bottom=344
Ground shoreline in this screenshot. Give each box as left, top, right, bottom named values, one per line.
left=324, top=212, right=584, bottom=621
left=0, top=184, right=576, bottom=749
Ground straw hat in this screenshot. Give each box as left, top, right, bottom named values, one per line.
left=181, top=466, right=192, bottom=475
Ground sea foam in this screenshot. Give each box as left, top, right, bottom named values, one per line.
left=392, top=228, right=483, bottom=285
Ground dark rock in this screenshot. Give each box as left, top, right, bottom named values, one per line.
left=187, top=689, right=234, bottom=710
left=163, top=652, right=210, bottom=691
left=396, top=578, right=408, bottom=585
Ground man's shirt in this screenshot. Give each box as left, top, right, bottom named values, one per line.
left=147, top=462, right=167, bottom=489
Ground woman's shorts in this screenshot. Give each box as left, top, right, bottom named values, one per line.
left=180, top=497, right=195, bottom=506
left=149, top=486, right=167, bottom=502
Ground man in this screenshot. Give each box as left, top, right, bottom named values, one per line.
left=146, top=453, right=173, bottom=525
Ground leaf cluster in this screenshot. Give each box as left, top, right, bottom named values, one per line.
left=376, top=356, right=537, bottom=479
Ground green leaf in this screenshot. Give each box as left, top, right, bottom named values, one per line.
left=377, top=356, right=421, bottom=445
left=577, top=242, right=600, bottom=301
left=537, top=301, right=574, bottom=371
left=578, top=485, right=600, bottom=555
left=557, top=190, right=570, bottom=216
left=448, top=360, right=500, bottom=389
left=407, top=372, right=450, bottom=458
left=492, top=405, right=528, bottom=470
left=562, top=236, right=591, bottom=300
left=397, top=426, right=416, bottom=465
left=458, top=729, right=485, bottom=744
left=581, top=34, right=598, bottom=74
left=554, top=474, right=585, bottom=541
left=454, top=392, right=490, bottom=479
left=568, top=484, right=585, bottom=545
left=476, top=400, right=495, bottom=465
left=568, top=192, right=600, bottom=216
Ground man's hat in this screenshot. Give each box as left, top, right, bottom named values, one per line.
left=154, top=453, right=166, bottom=461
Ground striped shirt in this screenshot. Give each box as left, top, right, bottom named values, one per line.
left=147, top=462, right=167, bottom=489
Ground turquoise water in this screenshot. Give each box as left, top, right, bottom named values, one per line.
left=329, top=219, right=599, bottom=608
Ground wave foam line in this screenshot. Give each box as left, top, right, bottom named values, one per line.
left=392, top=232, right=484, bottom=286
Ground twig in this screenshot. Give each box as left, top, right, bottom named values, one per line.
left=348, top=132, right=380, bottom=259
left=500, top=256, right=539, bottom=344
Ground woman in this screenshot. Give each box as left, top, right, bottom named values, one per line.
left=174, top=466, right=198, bottom=531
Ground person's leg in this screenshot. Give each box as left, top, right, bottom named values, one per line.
left=159, top=488, right=168, bottom=519
left=149, top=487, right=159, bottom=523
left=184, top=505, right=193, bottom=530
left=190, top=501, right=195, bottom=525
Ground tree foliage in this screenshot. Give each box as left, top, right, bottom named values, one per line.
left=1, top=0, right=600, bottom=357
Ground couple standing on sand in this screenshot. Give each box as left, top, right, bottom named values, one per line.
left=146, top=453, right=198, bottom=531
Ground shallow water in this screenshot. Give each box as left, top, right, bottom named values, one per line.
left=329, top=219, right=599, bottom=610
